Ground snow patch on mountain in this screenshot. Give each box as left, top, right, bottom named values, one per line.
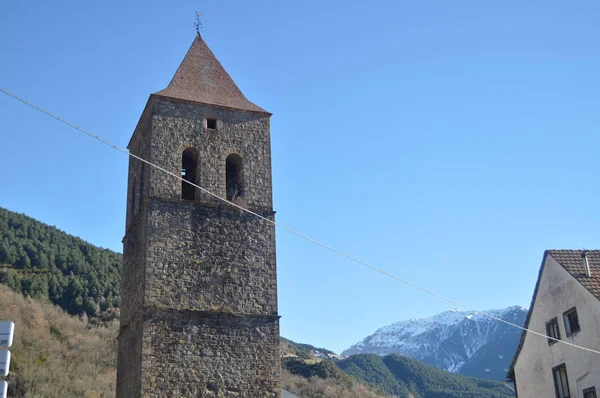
left=342, top=306, right=527, bottom=381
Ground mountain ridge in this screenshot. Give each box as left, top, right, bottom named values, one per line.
left=342, top=306, right=527, bottom=380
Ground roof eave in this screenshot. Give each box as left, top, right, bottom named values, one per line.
left=127, top=92, right=272, bottom=149
left=151, top=93, right=272, bottom=116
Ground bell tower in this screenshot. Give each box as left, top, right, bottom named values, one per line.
left=117, top=34, right=281, bottom=397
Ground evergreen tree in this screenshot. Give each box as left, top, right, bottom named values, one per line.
left=0, top=206, right=122, bottom=321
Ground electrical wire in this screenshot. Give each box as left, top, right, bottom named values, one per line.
left=2, top=86, right=599, bottom=356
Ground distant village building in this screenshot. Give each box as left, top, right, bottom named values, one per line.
left=116, top=33, right=281, bottom=397
left=508, top=250, right=600, bottom=398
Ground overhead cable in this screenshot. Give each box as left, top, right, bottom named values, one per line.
left=2, top=87, right=599, bottom=356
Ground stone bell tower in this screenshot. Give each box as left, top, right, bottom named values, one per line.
left=117, top=34, right=280, bottom=397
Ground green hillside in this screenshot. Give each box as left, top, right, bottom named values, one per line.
left=0, top=207, right=121, bottom=321
left=337, top=354, right=514, bottom=398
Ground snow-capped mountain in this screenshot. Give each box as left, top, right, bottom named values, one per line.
left=341, top=306, right=527, bottom=381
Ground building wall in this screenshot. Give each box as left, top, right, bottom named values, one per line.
left=140, top=308, right=280, bottom=398
left=149, top=98, right=273, bottom=212
left=514, top=256, right=600, bottom=397
left=117, top=130, right=150, bottom=398
left=144, top=200, right=277, bottom=315
left=116, top=310, right=144, bottom=398
left=117, top=96, right=281, bottom=397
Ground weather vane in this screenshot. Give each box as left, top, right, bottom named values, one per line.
left=194, top=12, right=203, bottom=34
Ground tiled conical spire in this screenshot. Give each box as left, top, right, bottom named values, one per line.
left=155, top=34, right=268, bottom=113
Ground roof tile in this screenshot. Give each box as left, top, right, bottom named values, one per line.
left=548, top=250, right=600, bottom=301
left=155, top=34, right=269, bottom=114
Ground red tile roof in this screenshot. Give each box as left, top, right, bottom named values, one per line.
left=155, top=34, right=269, bottom=114
left=548, top=250, right=600, bottom=301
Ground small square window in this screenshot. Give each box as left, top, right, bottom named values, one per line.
left=207, top=118, right=217, bottom=129
left=584, top=387, right=597, bottom=398
left=553, top=364, right=570, bottom=398
left=546, top=317, right=561, bottom=345
left=563, top=308, right=581, bottom=336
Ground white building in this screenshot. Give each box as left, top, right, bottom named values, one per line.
left=509, top=250, right=600, bottom=398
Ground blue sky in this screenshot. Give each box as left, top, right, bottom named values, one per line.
left=1, top=1, right=599, bottom=354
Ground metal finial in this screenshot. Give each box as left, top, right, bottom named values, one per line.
left=194, top=12, right=203, bottom=35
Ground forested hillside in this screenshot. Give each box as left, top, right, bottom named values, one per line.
left=337, top=354, right=514, bottom=398
left=0, top=207, right=121, bottom=320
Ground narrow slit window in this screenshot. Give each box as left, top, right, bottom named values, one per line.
left=207, top=118, right=217, bottom=130
left=226, top=154, right=243, bottom=201
left=181, top=148, right=199, bottom=200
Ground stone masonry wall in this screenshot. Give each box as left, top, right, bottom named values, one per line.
left=126, top=115, right=152, bottom=229
left=121, top=120, right=153, bottom=326
left=117, top=212, right=146, bottom=397
left=149, top=98, right=273, bottom=212
left=144, top=200, right=277, bottom=315
left=118, top=96, right=281, bottom=397
left=116, top=310, right=144, bottom=398
left=117, top=126, right=151, bottom=398
left=140, top=308, right=280, bottom=398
